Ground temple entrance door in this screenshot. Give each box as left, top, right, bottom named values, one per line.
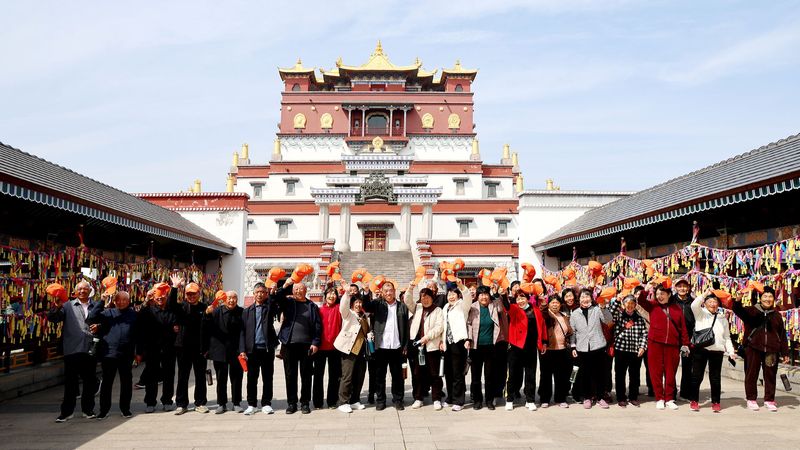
left=363, top=230, right=387, bottom=252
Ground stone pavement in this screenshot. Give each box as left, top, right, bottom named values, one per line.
left=0, top=360, right=798, bottom=450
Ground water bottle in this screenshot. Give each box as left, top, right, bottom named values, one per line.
left=417, top=342, right=426, bottom=366
left=366, top=332, right=376, bottom=355
left=88, top=337, right=100, bottom=357
left=569, top=365, right=580, bottom=384
left=438, top=354, right=445, bottom=377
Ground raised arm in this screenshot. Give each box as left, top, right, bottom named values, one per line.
left=690, top=293, right=706, bottom=321
left=339, top=291, right=352, bottom=320
left=404, top=284, right=417, bottom=315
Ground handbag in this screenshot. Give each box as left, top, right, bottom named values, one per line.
left=691, top=313, right=717, bottom=348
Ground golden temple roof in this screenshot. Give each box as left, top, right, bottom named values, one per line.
left=335, top=40, right=422, bottom=72
left=278, top=58, right=315, bottom=80
left=441, top=59, right=478, bottom=78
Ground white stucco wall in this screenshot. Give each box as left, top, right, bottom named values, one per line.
left=175, top=210, right=247, bottom=302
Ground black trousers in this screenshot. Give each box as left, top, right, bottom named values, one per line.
left=367, top=357, right=378, bottom=400
left=339, top=350, right=367, bottom=405
left=614, top=351, right=643, bottom=402
left=539, top=348, right=572, bottom=404
left=312, top=349, right=342, bottom=408
left=375, top=348, right=405, bottom=405
left=469, top=345, right=495, bottom=404
left=214, top=359, right=243, bottom=407
left=283, top=343, right=314, bottom=406
left=577, top=348, right=606, bottom=401
left=642, top=350, right=654, bottom=395
left=246, top=348, right=275, bottom=407
left=444, top=340, right=468, bottom=406
left=409, top=347, right=443, bottom=402
left=144, top=348, right=176, bottom=407
left=175, top=349, right=207, bottom=408
left=492, top=343, right=508, bottom=399
left=677, top=352, right=693, bottom=399
left=690, top=349, right=724, bottom=403
left=99, top=356, right=132, bottom=414
left=61, top=353, right=97, bottom=416
left=506, top=345, right=537, bottom=403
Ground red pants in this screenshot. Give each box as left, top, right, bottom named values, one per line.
left=647, top=341, right=680, bottom=402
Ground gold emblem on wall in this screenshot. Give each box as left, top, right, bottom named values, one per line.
left=421, top=112, right=434, bottom=129
left=320, top=112, right=333, bottom=129
left=293, top=113, right=306, bottom=129
left=372, top=136, right=384, bottom=152
left=448, top=113, right=461, bottom=129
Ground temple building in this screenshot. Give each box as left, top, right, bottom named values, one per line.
left=210, top=42, right=627, bottom=297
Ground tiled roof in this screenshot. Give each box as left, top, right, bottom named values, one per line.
left=0, top=142, right=233, bottom=253
left=537, top=132, right=800, bottom=248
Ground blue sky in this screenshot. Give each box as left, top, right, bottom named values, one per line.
left=2, top=0, right=799, bottom=193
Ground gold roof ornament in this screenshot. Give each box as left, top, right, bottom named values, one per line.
left=226, top=175, right=235, bottom=193
left=240, top=143, right=249, bottom=160
left=232, top=152, right=239, bottom=167
left=278, top=58, right=315, bottom=80
left=333, top=40, right=423, bottom=72
left=502, top=143, right=510, bottom=160
left=516, top=174, right=524, bottom=193
left=441, top=59, right=478, bottom=77
left=512, top=152, right=519, bottom=167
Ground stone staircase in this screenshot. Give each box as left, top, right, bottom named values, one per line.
left=337, top=251, right=417, bottom=287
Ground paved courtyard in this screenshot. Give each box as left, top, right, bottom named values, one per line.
left=0, top=360, right=798, bottom=450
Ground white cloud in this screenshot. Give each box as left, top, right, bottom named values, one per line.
left=661, top=23, right=800, bottom=85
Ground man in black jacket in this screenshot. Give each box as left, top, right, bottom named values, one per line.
left=137, top=282, right=178, bottom=413
left=275, top=279, right=322, bottom=415
left=362, top=281, right=410, bottom=410
left=86, top=290, right=138, bottom=419
left=172, top=278, right=209, bottom=415
left=204, top=290, right=244, bottom=414
left=239, top=281, right=289, bottom=415
left=672, top=278, right=695, bottom=400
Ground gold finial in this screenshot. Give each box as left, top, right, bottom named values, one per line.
left=295, top=58, right=303, bottom=68
left=511, top=152, right=519, bottom=167
left=193, top=179, right=201, bottom=193
left=336, top=56, right=343, bottom=67
left=546, top=179, right=559, bottom=191
left=415, top=56, right=421, bottom=65
left=454, top=59, right=462, bottom=69
left=241, top=143, right=249, bottom=160
left=232, top=151, right=239, bottom=167
left=226, top=175, right=234, bottom=193
left=273, top=137, right=281, bottom=155
left=516, top=174, right=524, bottom=193
left=502, top=143, right=510, bottom=159
left=374, top=40, right=384, bottom=56
left=471, top=138, right=479, bottom=155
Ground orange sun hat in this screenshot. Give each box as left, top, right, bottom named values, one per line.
left=478, top=269, right=493, bottom=287
left=101, top=276, right=117, bottom=296
left=587, top=261, right=603, bottom=277
left=741, top=279, right=765, bottom=294
left=642, top=259, right=655, bottom=277
left=153, top=282, right=171, bottom=298
left=369, top=275, right=386, bottom=293
left=452, top=258, right=466, bottom=272
left=268, top=267, right=286, bottom=282
left=212, top=290, right=227, bottom=307
left=597, top=287, right=617, bottom=304
left=412, top=266, right=426, bottom=285
left=291, top=263, right=315, bottom=283
left=46, top=283, right=69, bottom=303
left=711, top=289, right=733, bottom=309
left=562, top=267, right=576, bottom=280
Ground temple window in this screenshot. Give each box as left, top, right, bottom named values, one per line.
left=291, top=83, right=301, bottom=91
left=495, top=217, right=511, bottom=237
left=455, top=84, right=464, bottom=92
left=275, top=218, right=293, bottom=239
left=250, top=182, right=265, bottom=200
left=456, top=218, right=473, bottom=237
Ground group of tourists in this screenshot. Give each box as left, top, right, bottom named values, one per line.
left=47, top=266, right=790, bottom=422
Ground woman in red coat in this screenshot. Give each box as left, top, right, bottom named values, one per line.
left=504, top=289, right=547, bottom=411
left=638, top=284, right=690, bottom=411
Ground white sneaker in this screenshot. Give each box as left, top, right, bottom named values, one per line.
left=666, top=400, right=678, bottom=410
left=525, top=402, right=537, bottom=411
left=262, top=405, right=274, bottom=415
left=411, top=400, right=424, bottom=409
left=174, top=407, right=187, bottom=415
left=451, top=404, right=462, bottom=412
left=441, top=401, right=450, bottom=408
left=337, top=404, right=353, bottom=414
left=350, top=402, right=366, bottom=410
left=540, top=403, right=549, bottom=409
left=195, top=405, right=209, bottom=414
left=505, top=401, right=514, bottom=411
left=233, top=405, right=244, bottom=413
left=433, top=401, right=442, bottom=411
left=656, top=400, right=665, bottom=410
left=243, top=406, right=256, bottom=415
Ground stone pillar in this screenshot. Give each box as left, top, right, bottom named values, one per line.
left=388, top=108, right=394, bottom=137
left=400, top=203, right=412, bottom=251
left=361, top=109, right=366, bottom=137
left=422, top=204, right=433, bottom=239
left=318, top=204, right=330, bottom=240
left=336, top=204, right=352, bottom=252
left=403, top=109, right=408, bottom=136
left=347, top=109, right=352, bottom=137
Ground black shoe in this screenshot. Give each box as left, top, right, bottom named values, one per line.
left=82, top=411, right=97, bottom=419
left=286, top=404, right=298, bottom=414
left=96, top=412, right=109, bottom=420
left=394, top=402, right=404, bottom=411
left=55, top=414, right=73, bottom=423
left=376, top=403, right=386, bottom=411
left=486, top=402, right=495, bottom=410
left=313, top=403, right=323, bottom=410
left=368, top=394, right=375, bottom=404
left=473, top=402, right=483, bottom=410
left=301, top=404, right=311, bottom=414
left=121, top=411, right=133, bottom=419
